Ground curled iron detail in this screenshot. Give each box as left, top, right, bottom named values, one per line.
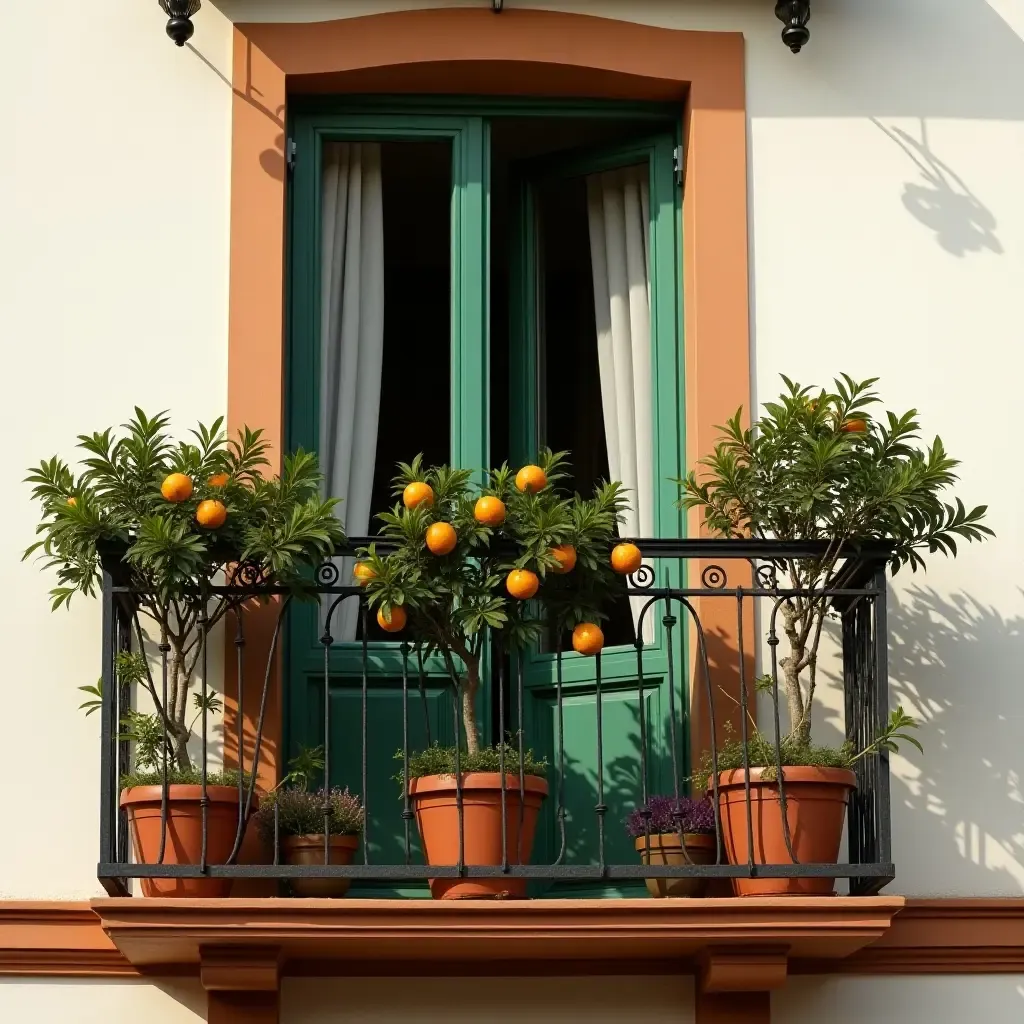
left=701, top=564, right=728, bottom=589
left=628, top=564, right=656, bottom=588
left=756, top=564, right=779, bottom=590
left=230, top=559, right=268, bottom=588
left=316, top=561, right=341, bottom=586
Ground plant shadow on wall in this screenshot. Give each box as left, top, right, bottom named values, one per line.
left=874, top=118, right=1002, bottom=258
left=185, top=40, right=286, bottom=181
left=885, top=586, right=1024, bottom=891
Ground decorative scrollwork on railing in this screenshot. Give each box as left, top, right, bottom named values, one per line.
left=755, top=563, right=780, bottom=590
left=627, top=564, right=656, bottom=589
left=701, top=564, right=728, bottom=589
left=316, top=561, right=341, bottom=587
left=228, top=559, right=270, bottom=589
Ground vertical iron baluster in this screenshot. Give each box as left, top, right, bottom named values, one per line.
left=228, top=607, right=246, bottom=864
left=361, top=602, right=369, bottom=865
left=516, top=654, right=526, bottom=867
left=400, top=641, right=412, bottom=866
left=199, top=605, right=209, bottom=872
left=768, top=599, right=797, bottom=863
left=498, top=648, right=508, bottom=875
left=417, top=646, right=431, bottom=747
left=595, top=650, right=606, bottom=876
left=635, top=615, right=651, bottom=861
left=115, top=605, right=132, bottom=869
left=450, top=657, right=465, bottom=877
left=554, top=636, right=567, bottom=865
left=735, top=588, right=754, bottom=876
left=321, top=618, right=332, bottom=866
left=158, top=639, right=170, bottom=865
left=873, top=564, right=891, bottom=869
left=663, top=603, right=686, bottom=855
left=99, top=573, right=116, bottom=876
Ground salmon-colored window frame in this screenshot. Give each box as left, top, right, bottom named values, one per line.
left=224, top=8, right=752, bottom=790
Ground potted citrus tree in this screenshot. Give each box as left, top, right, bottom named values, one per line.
left=678, top=375, right=992, bottom=896
left=255, top=745, right=364, bottom=898
left=26, top=410, right=343, bottom=897
left=358, top=450, right=627, bottom=899
left=627, top=795, right=718, bottom=898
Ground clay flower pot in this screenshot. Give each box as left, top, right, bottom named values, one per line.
left=281, top=834, right=360, bottom=898
left=712, top=766, right=857, bottom=897
left=120, top=785, right=245, bottom=898
left=409, top=772, right=548, bottom=899
left=635, top=832, right=717, bottom=898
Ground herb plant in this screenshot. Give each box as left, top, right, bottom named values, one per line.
left=626, top=796, right=717, bottom=837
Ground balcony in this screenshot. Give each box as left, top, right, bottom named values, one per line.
left=96, top=537, right=895, bottom=902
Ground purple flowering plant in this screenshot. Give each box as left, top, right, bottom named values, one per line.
left=625, top=795, right=717, bottom=838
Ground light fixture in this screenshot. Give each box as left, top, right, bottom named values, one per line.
left=775, top=0, right=811, bottom=53
left=159, top=0, right=200, bottom=46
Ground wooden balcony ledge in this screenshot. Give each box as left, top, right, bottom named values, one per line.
left=90, top=896, right=905, bottom=993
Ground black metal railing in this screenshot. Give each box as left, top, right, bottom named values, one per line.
left=97, top=538, right=894, bottom=897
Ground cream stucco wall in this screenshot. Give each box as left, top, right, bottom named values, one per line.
left=775, top=975, right=1024, bottom=1022
left=3, top=0, right=1024, bottom=911
left=282, top=976, right=695, bottom=1023
left=0, top=979, right=205, bottom=1021
left=1, top=0, right=233, bottom=899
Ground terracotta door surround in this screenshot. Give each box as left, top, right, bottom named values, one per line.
left=223, top=6, right=752, bottom=793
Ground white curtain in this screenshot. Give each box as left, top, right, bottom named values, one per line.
left=586, top=165, right=655, bottom=642
left=319, top=143, right=385, bottom=642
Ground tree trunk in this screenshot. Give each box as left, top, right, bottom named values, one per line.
left=461, top=657, right=481, bottom=756
left=779, top=602, right=806, bottom=742
left=167, top=643, right=193, bottom=772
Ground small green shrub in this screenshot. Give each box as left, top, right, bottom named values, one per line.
left=254, top=787, right=364, bottom=842
left=395, top=742, right=548, bottom=785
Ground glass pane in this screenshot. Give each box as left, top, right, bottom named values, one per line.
left=318, top=139, right=452, bottom=642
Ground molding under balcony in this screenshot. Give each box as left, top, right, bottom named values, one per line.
left=87, top=896, right=904, bottom=991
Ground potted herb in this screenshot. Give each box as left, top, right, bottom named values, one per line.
left=255, top=746, right=364, bottom=898
left=627, top=796, right=718, bottom=898
left=678, top=375, right=992, bottom=895
left=26, top=411, right=343, bottom=897
left=361, top=451, right=626, bottom=899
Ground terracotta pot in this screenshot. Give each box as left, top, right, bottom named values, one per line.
left=409, top=772, right=548, bottom=899
left=280, top=834, right=360, bottom=898
left=120, top=785, right=246, bottom=898
left=712, top=766, right=857, bottom=897
left=635, top=832, right=716, bottom=898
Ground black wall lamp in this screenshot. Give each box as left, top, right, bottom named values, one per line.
left=159, top=0, right=201, bottom=46
left=160, top=0, right=809, bottom=54
left=775, top=0, right=811, bottom=53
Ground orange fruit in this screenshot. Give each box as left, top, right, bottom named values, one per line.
left=196, top=499, right=227, bottom=529
left=515, top=464, right=547, bottom=493
left=506, top=569, right=539, bottom=600
left=161, top=472, right=194, bottom=503
left=426, top=521, right=458, bottom=556
left=841, top=418, right=868, bottom=434
left=572, top=622, right=605, bottom=656
left=403, top=481, right=434, bottom=510
left=474, top=495, right=506, bottom=527
left=66, top=496, right=77, bottom=507
left=353, top=562, right=376, bottom=586
left=208, top=472, right=230, bottom=488
left=611, top=542, right=642, bottom=575
left=550, top=544, right=577, bottom=573
left=377, top=605, right=407, bottom=633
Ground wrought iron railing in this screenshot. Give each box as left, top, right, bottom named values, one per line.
left=97, top=538, right=894, bottom=897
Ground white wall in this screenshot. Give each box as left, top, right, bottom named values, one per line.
left=4, top=0, right=1023, bottom=901
left=283, top=976, right=694, bottom=1023
left=0, top=979, right=205, bottom=1022
left=776, top=975, right=1024, bottom=1022
left=0, top=0, right=232, bottom=898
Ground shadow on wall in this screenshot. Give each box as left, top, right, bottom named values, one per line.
left=886, top=586, right=1024, bottom=894
left=873, top=118, right=1003, bottom=257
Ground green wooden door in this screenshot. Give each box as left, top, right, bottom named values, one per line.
left=508, top=135, right=686, bottom=895
left=285, top=111, right=490, bottom=895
